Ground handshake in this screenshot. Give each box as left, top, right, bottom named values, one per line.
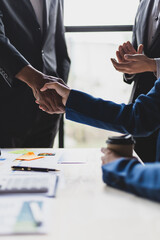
left=36, top=79, right=71, bottom=115
left=16, top=41, right=157, bottom=115
left=16, top=65, right=71, bottom=115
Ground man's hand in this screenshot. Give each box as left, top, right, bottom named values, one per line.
left=101, top=147, right=124, bottom=165
left=39, top=80, right=71, bottom=112
left=116, top=41, right=143, bottom=63
left=15, top=65, right=64, bottom=114
left=111, top=54, right=156, bottom=74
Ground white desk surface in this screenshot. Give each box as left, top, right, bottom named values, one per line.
left=1, top=148, right=160, bottom=240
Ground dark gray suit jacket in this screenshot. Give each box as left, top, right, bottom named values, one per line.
left=124, top=0, right=159, bottom=102
left=0, top=0, right=70, bottom=146
left=123, top=0, right=160, bottom=162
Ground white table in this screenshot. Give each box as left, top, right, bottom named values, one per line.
left=1, top=148, right=160, bottom=240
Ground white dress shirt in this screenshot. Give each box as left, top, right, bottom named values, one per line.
left=30, top=0, right=44, bottom=33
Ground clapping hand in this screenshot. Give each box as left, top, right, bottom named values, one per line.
left=115, top=41, right=143, bottom=63
left=110, top=41, right=156, bottom=74
left=111, top=54, right=156, bottom=75
left=111, top=42, right=156, bottom=74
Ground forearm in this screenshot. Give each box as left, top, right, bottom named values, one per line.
left=66, top=89, right=131, bottom=134
left=15, top=65, right=44, bottom=89
left=0, top=10, right=29, bottom=86
left=102, top=158, right=160, bottom=202
left=0, top=35, right=29, bottom=85
left=66, top=79, right=160, bottom=136
left=147, top=58, right=156, bottom=72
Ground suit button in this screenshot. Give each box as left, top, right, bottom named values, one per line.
left=36, top=27, right=41, bottom=32
left=4, top=73, right=8, bottom=79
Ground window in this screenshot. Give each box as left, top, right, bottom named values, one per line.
left=64, top=0, right=139, bottom=26
left=62, top=0, right=140, bottom=148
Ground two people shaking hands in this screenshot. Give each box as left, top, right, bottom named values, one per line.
left=27, top=41, right=160, bottom=203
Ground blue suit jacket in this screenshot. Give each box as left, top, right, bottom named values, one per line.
left=65, top=78, right=160, bottom=201
left=102, top=158, right=160, bottom=202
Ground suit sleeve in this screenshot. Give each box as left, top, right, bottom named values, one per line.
left=55, top=0, right=70, bottom=83
left=66, top=78, right=160, bottom=137
left=0, top=10, right=29, bottom=86
left=102, top=158, right=160, bottom=202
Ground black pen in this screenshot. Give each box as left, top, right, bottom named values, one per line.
left=11, top=166, right=60, bottom=172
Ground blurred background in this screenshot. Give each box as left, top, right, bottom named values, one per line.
left=56, top=0, right=139, bottom=148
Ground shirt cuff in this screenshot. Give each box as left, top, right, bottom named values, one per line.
left=154, top=58, right=160, bottom=79
left=123, top=73, right=136, bottom=84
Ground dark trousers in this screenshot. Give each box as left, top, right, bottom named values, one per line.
left=0, top=114, right=61, bottom=148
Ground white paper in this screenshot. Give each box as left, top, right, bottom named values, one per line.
left=58, top=149, right=87, bottom=164
left=0, top=197, right=49, bottom=235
